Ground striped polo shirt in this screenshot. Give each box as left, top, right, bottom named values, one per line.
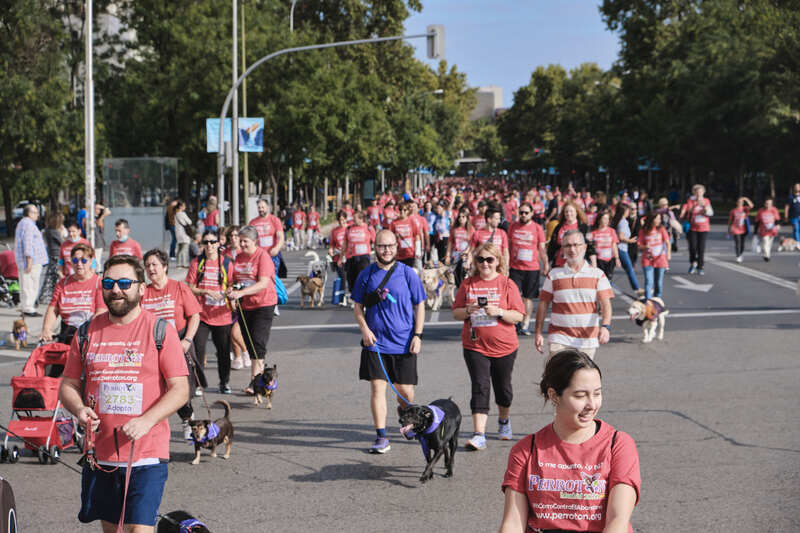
left=539, top=261, right=614, bottom=349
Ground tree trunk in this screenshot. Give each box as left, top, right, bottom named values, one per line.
left=1, top=180, right=13, bottom=237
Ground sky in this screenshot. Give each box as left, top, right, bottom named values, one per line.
left=404, top=1, right=621, bottom=108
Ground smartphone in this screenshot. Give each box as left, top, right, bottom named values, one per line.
left=477, top=296, right=488, bottom=307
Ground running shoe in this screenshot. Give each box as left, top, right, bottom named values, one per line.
left=697, top=268, right=705, bottom=275
left=369, top=437, right=391, bottom=454
left=220, top=383, right=232, bottom=395
left=195, top=387, right=203, bottom=397
left=736, top=255, right=743, bottom=263
left=244, top=356, right=251, bottom=368
left=274, top=306, right=280, bottom=316
left=688, top=264, right=697, bottom=274
left=231, top=357, right=244, bottom=370
left=498, top=420, right=513, bottom=441
left=518, top=328, right=532, bottom=336
left=763, top=257, right=770, bottom=262
left=465, top=434, right=487, bottom=450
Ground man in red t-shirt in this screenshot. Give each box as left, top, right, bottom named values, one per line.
left=467, top=206, right=509, bottom=269
left=59, top=255, right=188, bottom=530
left=366, top=199, right=382, bottom=231
left=382, top=202, right=398, bottom=229
left=307, top=205, right=321, bottom=250
left=342, top=201, right=355, bottom=225
left=248, top=199, right=285, bottom=259
left=342, top=212, right=375, bottom=297
left=291, top=205, right=307, bottom=250
left=755, top=197, right=780, bottom=261
left=108, top=219, right=143, bottom=259
left=390, top=203, right=423, bottom=268
left=508, top=204, right=548, bottom=335
left=329, top=211, right=349, bottom=287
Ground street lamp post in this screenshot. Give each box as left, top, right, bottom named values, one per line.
left=84, top=0, right=95, bottom=247
left=231, top=0, right=240, bottom=224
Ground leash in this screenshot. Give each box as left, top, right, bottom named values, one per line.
left=234, top=296, right=258, bottom=364
left=116, top=439, right=135, bottom=533
left=374, top=346, right=411, bottom=406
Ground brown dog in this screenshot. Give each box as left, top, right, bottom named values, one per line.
left=296, top=275, right=324, bottom=308
left=250, top=364, right=277, bottom=409
left=189, top=400, right=233, bottom=464
left=12, top=313, right=27, bottom=350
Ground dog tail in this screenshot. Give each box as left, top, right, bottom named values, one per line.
left=213, top=400, right=231, bottom=418
left=305, top=250, right=320, bottom=263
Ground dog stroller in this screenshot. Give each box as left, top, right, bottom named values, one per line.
left=0, top=249, right=20, bottom=307
left=1, top=342, right=80, bottom=464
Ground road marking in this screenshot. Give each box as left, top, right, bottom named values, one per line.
left=706, top=255, right=797, bottom=290
left=671, top=275, right=714, bottom=292
left=270, top=308, right=800, bottom=331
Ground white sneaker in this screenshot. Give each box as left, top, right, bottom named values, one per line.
left=244, top=355, right=251, bottom=367
left=274, top=306, right=280, bottom=316
left=183, top=421, right=192, bottom=441
left=195, top=387, right=203, bottom=397
left=231, top=357, right=243, bottom=370
left=736, top=255, right=743, bottom=263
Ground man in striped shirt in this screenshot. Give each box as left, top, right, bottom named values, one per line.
left=534, top=230, right=613, bottom=360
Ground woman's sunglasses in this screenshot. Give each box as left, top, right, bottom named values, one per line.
left=71, top=257, right=89, bottom=264
left=101, top=278, right=141, bottom=290
left=476, top=256, right=496, bottom=264
left=202, top=240, right=218, bottom=245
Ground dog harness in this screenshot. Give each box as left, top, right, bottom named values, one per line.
left=255, top=374, right=278, bottom=391
left=13, top=329, right=25, bottom=342
left=435, top=279, right=444, bottom=297
left=179, top=518, right=208, bottom=532
left=401, top=405, right=445, bottom=459
left=635, top=299, right=664, bottom=326
left=193, top=422, right=220, bottom=444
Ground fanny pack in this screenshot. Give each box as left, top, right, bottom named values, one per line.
left=362, top=263, right=398, bottom=308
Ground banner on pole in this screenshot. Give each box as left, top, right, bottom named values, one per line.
left=206, top=119, right=232, bottom=153
left=238, top=118, right=264, bottom=152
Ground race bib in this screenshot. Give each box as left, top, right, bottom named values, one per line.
left=516, top=248, right=533, bottom=262
left=765, top=222, right=774, bottom=230
left=736, top=218, right=744, bottom=227
left=205, top=294, right=225, bottom=307
left=399, top=238, right=412, bottom=249
left=694, top=215, right=707, bottom=224
left=649, top=245, right=664, bottom=258
left=355, top=243, right=369, bottom=255
left=457, top=240, right=468, bottom=252
left=470, top=310, right=497, bottom=328
left=259, top=235, right=274, bottom=248
left=239, top=279, right=255, bottom=288
left=598, top=248, right=613, bottom=261
left=99, top=382, right=143, bottom=415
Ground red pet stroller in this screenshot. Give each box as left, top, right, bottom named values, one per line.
left=1, top=342, right=81, bottom=464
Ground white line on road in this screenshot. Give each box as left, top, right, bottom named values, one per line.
left=705, top=255, right=797, bottom=290
left=270, top=308, right=800, bottom=331
left=612, top=287, right=635, bottom=305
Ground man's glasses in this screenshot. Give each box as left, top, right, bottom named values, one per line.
left=562, top=243, right=584, bottom=249
left=72, top=257, right=89, bottom=264
left=375, top=243, right=397, bottom=249
left=202, top=240, right=218, bottom=245
left=476, top=256, right=496, bottom=264
left=101, top=278, right=141, bottom=290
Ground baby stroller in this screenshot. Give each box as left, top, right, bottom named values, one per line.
left=0, top=249, right=20, bottom=308
left=1, top=342, right=80, bottom=464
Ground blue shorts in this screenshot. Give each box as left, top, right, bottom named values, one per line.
left=79, top=462, right=168, bottom=526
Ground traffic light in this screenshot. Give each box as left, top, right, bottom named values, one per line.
left=427, top=25, right=445, bottom=59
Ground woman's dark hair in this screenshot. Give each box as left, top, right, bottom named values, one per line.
left=202, top=229, right=219, bottom=240
left=610, top=203, right=629, bottom=230
left=143, top=248, right=169, bottom=268
left=642, top=212, right=659, bottom=233
left=591, top=207, right=611, bottom=231
left=540, top=350, right=601, bottom=401
left=454, top=206, right=472, bottom=231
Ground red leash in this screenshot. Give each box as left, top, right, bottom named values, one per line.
left=116, top=438, right=135, bottom=533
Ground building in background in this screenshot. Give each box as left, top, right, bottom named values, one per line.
left=469, top=85, right=503, bottom=121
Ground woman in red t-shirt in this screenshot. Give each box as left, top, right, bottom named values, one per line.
left=679, top=184, right=713, bottom=274
left=221, top=226, right=251, bottom=370
left=445, top=207, right=474, bottom=288
left=588, top=210, right=620, bottom=282
left=727, top=197, right=753, bottom=263
left=501, top=350, right=641, bottom=533
left=453, top=243, right=524, bottom=451
left=227, top=225, right=277, bottom=385
left=637, top=213, right=671, bottom=300
left=755, top=197, right=781, bottom=261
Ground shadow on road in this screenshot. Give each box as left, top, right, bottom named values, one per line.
left=289, top=459, right=420, bottom=488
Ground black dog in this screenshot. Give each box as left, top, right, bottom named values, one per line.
left=157, top=510, right=211, bottom=532
left=398, top=398, right=461, bottom=483
left=189, top=400, right=234, bottom=464
left=250, top=364, right=277, bottom=408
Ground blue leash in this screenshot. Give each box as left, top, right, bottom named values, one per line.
left=374, top=346, right=411, bottom=406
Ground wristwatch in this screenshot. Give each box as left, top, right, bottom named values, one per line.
left=601, top=324, right=611, bottom=330
left=498, top=309, right=504, bottom=319
left=413, top=333, right=423, bottom=339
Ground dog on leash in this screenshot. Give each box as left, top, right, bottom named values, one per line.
left=157, top=510, right=211, bottom=533
left=419, top=265, right=456, bottom=311
left=189, top=400, right=234, bottom=464
left=627, top=297, right=669, bottom=343
left=11, top=312, right=27, bottom=350
left=296, top=275, right=324, bottom=308
left=399, top=398, right=462, bottom=483
left=777, top=236, right=800, bottom=252
left=250, top=364, right=278, bottom=408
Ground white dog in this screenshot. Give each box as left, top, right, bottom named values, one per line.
left=627, top=297, right=669, bottom=343
left=419, top=265, right=456, bottom=311
left=777, top=236, right=800, bottom=252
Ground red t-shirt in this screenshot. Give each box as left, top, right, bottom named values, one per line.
left=684, top=198, right=711, bottom=232
left=469, top=227, right=509, bottom=252
left=108, top=238, right=143, bottom=259
left=454, top=275, right=524, bottom=357
left=248, top=214, right=282, bottom=251
left=504, top=200, right=518, bottom=223
left=343, top=207, right=354, bottom=224
left=382, top=207, right=398, bottom=229
left=469, top=199, right=480, bottom=216
left=367, top=206, right=381, bottom=226
left=205, top=209, right=219, bottom=228
left=508, top=221, right=546, bottom=271
left=471, top=215, right=487, bottom=231
left=728, top=207, right=749, bottom=235
left=554, top=223, right=579, bottom=267
left=232, top=247, right=276, bottom=310
left=62, top=311, right=188, bottom=463
left=532, top=202, right=546, bottom=218
left=329, top=225, right=347, bottom=262
left=413, top=213, right=429, bottom=237
left=59, top=238, right=92, bottom=275
left=185, top=256, right=234, bottom=326
left=756, top=207, right=780, bottom=237
left=142, top=278, right=201, bottom=333
left=449, top=226, right=472, bottom=261
left=307, top=211, right=320, bottom=230
left=49, top=273, right=106, bottom=327
left=502, top=421, right=641, bottom=533
left=345, top=224, right=375, bottom=259
left=391, top=218, right=421, bottom=260
left=637, top=227, right=670, bottom=268
left=589, top=227, right=619, bottom=262
left=292, top=210, right=306, bottom=229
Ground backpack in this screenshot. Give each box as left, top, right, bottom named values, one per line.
left=196, top=253, right=232, bottom=289
left=275, top=277, right=288, bottom=305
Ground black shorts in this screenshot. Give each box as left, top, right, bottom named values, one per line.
left=346, top=255, right=371, bottom=292
left=359, top=349, right=418, bottom=385
left=509, top=268, right=540, bottom=299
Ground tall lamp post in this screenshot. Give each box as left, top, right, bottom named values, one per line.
left=84, top=1, right=95, bottom=247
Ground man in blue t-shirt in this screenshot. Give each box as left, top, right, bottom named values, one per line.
left=784, top=182, right=800, bottom=242
left=352, top=229, right=426, bottom=454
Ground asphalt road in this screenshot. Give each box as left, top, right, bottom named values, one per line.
left=1, top=224, right=798, bottom=532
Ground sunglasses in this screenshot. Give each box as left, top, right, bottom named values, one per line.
left=71, top=257, right=89, bottom=264
left=476, top=256, right=496, bottom=264
left=202, top=240, right=218, bottom=245
left=519, top=211, right=532, bottom=215
left=101, top=278, right=141, bottom=290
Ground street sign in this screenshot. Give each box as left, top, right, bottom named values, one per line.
left=206, top=118, right=232, bottom=152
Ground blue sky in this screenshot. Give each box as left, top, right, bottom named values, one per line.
left=405, top=1, right=621, bottom=107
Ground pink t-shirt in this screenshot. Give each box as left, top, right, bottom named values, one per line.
left=248, top=215, right=282, bottom=251
left=232, top=247, right=276, bottom=310
left=637, top=227, right=670, bottom=268
left=728, top=207, right=749, bottom=236
left=589, top=227, right=619, bottom=262
left=142, top=278, right=201, bottom=333
left=502, top=421, right=641, bottom=533
left=469, top=227, right=509, bottom=252
left=508, top=221, right=545, bottom=271
left=292, top=210, right=306, bottom=229
left=344, top=224, right=375, bottom=259
left=108, top=238, right=143, bottom=259
left=449, top=226, right=472, bottom=261
left=685, top=198, right=711, bottom=232
left=50, top=273, right=106, bottom=327
left=329, top=225, right=347, bottom=263
left=62, top=311, right=188, bottom=462
left=185, top=256, right=234, bottom=326
left=308, top=212, right=320, bottom=230
left=454, top=275, right=524, bottom=357
left=390, top=218, right=421, bottom=260
left=756, top=207, right=780, bottom=237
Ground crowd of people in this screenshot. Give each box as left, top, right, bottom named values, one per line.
left=6, top=177, right=798, bottom=531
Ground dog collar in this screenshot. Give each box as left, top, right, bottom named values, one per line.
left=179, top=518, right=208, bottom=532
left=403, top=405, right=445, bottom=460
left=193, top=422, right=220, bottom=444
left=435, top=279, right=444, bottom=296
left=257, top=375, right=278, bottom=391
left=15, top=329, right=26, bottom=341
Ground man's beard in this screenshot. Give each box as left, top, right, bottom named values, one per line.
left=104, top=290, right=141, bottom=317
left=376, top=252, right=396, bottom=265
